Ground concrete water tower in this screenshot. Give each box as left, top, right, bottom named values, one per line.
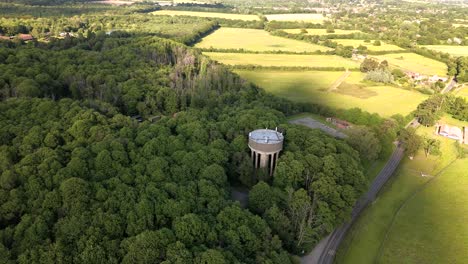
left=248, top=128, right=284, bottom=176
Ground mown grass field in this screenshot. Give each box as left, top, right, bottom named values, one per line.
left=421, top=45, right=468, bottom=57
left=283, top=28, right=364, bottom=35
left=195, top=28, right=332, bottom=52
left=152, top=10, right=260, bottom=21
left=373, top=53, right=448, bottom=76
left=265, top=13, right=327, bottom=22
left=235, top=70, right=428, bottom=117
left=455, top=86, right=468, bottom=99
left=333, top=39, right=404, bottom=51
left=336, top=115, right=468, bottom=264
left=204, top=52, right=360, bottom=68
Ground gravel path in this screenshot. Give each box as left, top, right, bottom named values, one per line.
left=289, top=117, right=347, bottom=139
left=328, top=70, right=351, bottom=91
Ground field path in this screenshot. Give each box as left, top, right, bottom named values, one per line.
left=328, top=69, right=351, bottom=91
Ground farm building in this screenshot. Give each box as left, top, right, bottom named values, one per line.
left=18, top=34, right=34, bottom=41
left=428, top=75, right=448, bottom=83
left=436, top=124, right=464, bottom=141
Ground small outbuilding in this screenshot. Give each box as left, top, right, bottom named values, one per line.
left=437, top=124, right=463, bottom=141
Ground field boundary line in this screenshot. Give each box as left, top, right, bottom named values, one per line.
left=373, top=158, right=459, bottom=263
left=328, top=69, right=350, bottom=91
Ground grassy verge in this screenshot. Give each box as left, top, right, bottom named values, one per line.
left=336, top=115, right=468, bottom=264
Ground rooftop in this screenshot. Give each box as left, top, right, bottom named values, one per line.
left=249, top=129, right=283, bottom=144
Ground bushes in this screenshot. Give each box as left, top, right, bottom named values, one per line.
left=364, top=69, right=394, bottom=83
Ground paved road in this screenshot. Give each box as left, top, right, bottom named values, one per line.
left=306, top=76, right=456, bottom=264
left=441, top=78, right=457, bottom=94
left=315, top=146, right=405, bottom=264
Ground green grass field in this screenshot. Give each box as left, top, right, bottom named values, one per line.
left=455, top=86, right=468, bottom=99
left=265, top=13, right=327, bottom=22
left=421, top=45, right=468, bottom=57
left=152, top=10, right=260, bottom=21
left=337, top=115, right=468, bottom=264
left=204, top=52, right=360, bottom=68
left=333, top=39, right=404, bottom=51
left=195, top=28, right=332, bottom=52
left=283, top=28, right=363, bottom=35
left=235, top=70, right=428, bottom=117
left=373, top=53, right=448, bottom=76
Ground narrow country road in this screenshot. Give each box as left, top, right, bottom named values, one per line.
left=302, top=145, right=405, bottom=264
left=441, top=77, right=457, bottom=94
left=303, top=75, right=456, bottom=264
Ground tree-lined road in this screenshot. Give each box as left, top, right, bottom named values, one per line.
left=302, top=145, right=405, bottom=264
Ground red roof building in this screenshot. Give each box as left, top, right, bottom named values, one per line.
left=18, top=34, right=34, bottom=41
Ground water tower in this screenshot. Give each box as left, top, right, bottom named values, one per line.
left=248, top=128, right=284, bottom=176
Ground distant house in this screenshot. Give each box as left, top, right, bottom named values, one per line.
left=352, top=53, right=367, bottom=61
left=405, top=71, right=427, bottom=82
left=59, top=32, right=75, bottom=38
left=428, top=75, right=448, bottom=83
left=438, top=124, right=462, bottom=141
left=18, top=34, right=34, bottom=41
left=326, top=117, right=352, bottom=129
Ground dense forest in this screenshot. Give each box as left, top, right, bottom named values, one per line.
left=0, top=7, right=373, bottom=261
left=1, top=1, right=465, bottom=262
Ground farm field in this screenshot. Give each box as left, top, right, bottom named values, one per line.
left=195, top=28, right=332, bottom=52
left=421, top=45, right=468, bottom=57
left=455, top=86, right=468, bottom=99
left=333, top=39, right=404, bottom=51
left=265, top=13, right=327, bottom=22
left=373, top=53, right=448, bottom=76
left=204, top=52, right=360, bottom=68
left=151, top=10, right=260, bottom=20
left=283, top=28, right=364, bottom=35
left=336, top=116, right=468, bottom=264
left=235, top=70, right=428, bottom=117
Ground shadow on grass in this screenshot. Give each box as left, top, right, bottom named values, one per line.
left=334, top=82, right=378, bottom=99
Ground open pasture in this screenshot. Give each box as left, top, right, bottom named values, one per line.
left=265, top=13, right=327, bottom=23
left=421, top=45, right=468, bottom=57
left=336, top=116, right=468, bottom=264
left=152, top=10, right=260, bottom=21
left=333, top=39, right=404, bottom=52
left=455, top=86, right=468, bottom=99
left=204, top=52, right=360, bottom=68
left=283, top=28, right=364, bottom=36
left=235, top=70, right=428, bottom=117
left=373, top=53, right=448, bottom=76
left=195, top=28, right=332, bottom=52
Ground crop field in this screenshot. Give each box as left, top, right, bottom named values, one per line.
left=333, top=39, right=404, bottom=51
left=204, top=52, right=360, bottom=68
left=283, top=28, right=364, bottom=35
left=421, top=45, right=468, bottom=57
left=373, top=53, right=448, bottom=76
left=265, top=13, right=327, bottom=22
left=336, top=116, right=468, bottom=264
left=195, top=28, right=332, bottom=52
left=235, top=70, right=428, bottom=117
left=152, top=10, right=260, bottom=21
